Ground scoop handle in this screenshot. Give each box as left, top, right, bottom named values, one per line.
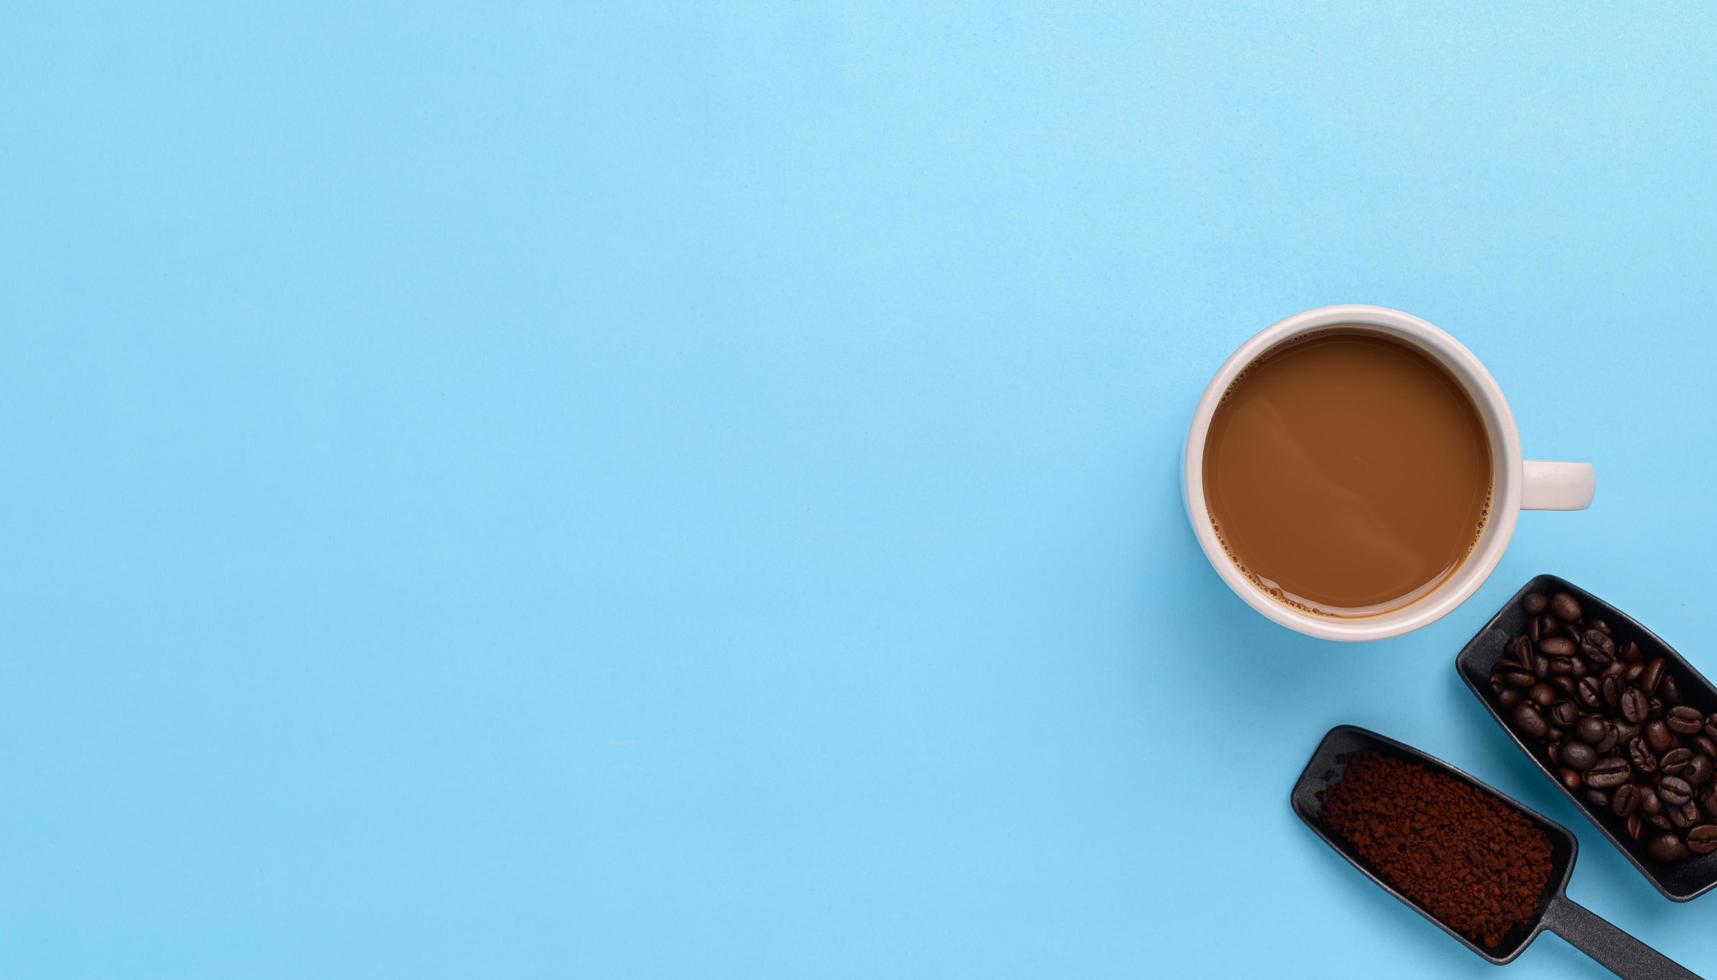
left=1540, top=894, right=1698, bottom=979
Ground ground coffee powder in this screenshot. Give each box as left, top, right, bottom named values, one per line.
left=1319, top=750, right=1554, bottom=949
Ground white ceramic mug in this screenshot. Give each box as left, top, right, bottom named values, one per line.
left=1183, top=305, right=1595, bottom=641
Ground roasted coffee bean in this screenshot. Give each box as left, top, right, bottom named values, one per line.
left=1540, top=636, right=1576, bottom=658
left=1663, top=675, right=1683, bottom=705
left=1534, top=657, right=1551, bottom=679
left=1649, top=695, right=1666, bottom=717
left=1627, top=813, right=1646, bottom=841
left=1514, top=703, right=1549, bottom=740
left=1669, top=705, right=1705, bottom=735
left=1672, top=801, right=1702, bottom=829
left=1496, top=687, right=1520, bottom=708
left=1579, top=631, right=1607, bottom=662
left=1660, top=776, right=1694, bottom=807
left=1613, top=784, right=1642, bottom=817
left=1602, top=675, right=1625, bottom=707
left=1548, top=657, right=1574, bottom=676
left=1585, top=789, right=1610, bottom=808
left=1661, top=748, right=1694, bottom=777
left=1626, top=662, right=1646, bottom=683
left=1551, top=676, right=1574, bottom=695
left=1523, top=592, right=1548, bottom=615
left=1648, top=813, right=1674, bottom=831
left=1616, top=720, right=1641, bottom=742
left=1528, top=683, right=1557, bottom=707
left=1687, top=754, right=1714, bottom=788
left=1621, top=689, right=1649, bottom=724
left=1701, top=786, right=1717, bottom=819
left=1575, top=677, right=1602, bottom=709
left=1584, top=757, right=1631, bottom=789
left=1590, top=618, right=1611, bottom=636
left=1550, top=700, right=1580, bottom=727
left=1646, top=720, right=1675, bottom=753
left=1694, top=735, right=1717, bottom=759
left=1551, top=592, right=1582, bottom=622
left=1650, top=833, right=1689, bottom=863
left=1629, top=738, right=1658, bottom=775
left=1690, top=825, right=1717, bottom=855
left=1576, top=714, right=1608, bottom=744
left=1602, top=660, right=1628, bottom=678
left=1622, top=640, right=1644, bottom=663
left=1528, top=616, right=1542, bottom=644
left=1707, top=715, right=1717, bottom=741
left=1570, top=658, right=1589, bottom=678
left=1501, top=666, right=1536, bottom=688
left=1641, top=785, right=1665, bottom=815
left=1559, top=741, right=1598, bottom=771
left=1642, top=657, right=1667, bottom=695
left=1559, top=767, right=1583, bottom=791
left=1594, top=727, right=1619, bottom=755
left=1509, top=635, right=1535, bottom=672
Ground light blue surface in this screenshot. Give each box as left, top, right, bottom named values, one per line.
left=5, top=3, right=1717, bottom=977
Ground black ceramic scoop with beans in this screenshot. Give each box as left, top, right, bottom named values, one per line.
left=1293, top=726, right=1695, bottom=977
left=1457, top=574, right=1717, bottom=902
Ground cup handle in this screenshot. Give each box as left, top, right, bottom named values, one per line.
left=1521, top=460, right=1595, bottom=511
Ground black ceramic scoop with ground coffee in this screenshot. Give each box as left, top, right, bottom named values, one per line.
left=1293, top=726, right=1694, bottom=977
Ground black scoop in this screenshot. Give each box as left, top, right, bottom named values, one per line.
left=1292, top=725, right=1696, bottom=978
left=1456, top=573, right=1717, bottom=902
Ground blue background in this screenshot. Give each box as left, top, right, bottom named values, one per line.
left=5, top=2, right=1716, bottom=977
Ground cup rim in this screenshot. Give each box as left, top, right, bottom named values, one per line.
left=1183, top=304, right=1523, bottom=641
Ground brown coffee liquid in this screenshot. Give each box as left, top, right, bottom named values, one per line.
left=1203, top=330, right=1491, bottom=617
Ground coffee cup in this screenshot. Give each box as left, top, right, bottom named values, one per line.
left=1183, top=305, right=1594, bottom=641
